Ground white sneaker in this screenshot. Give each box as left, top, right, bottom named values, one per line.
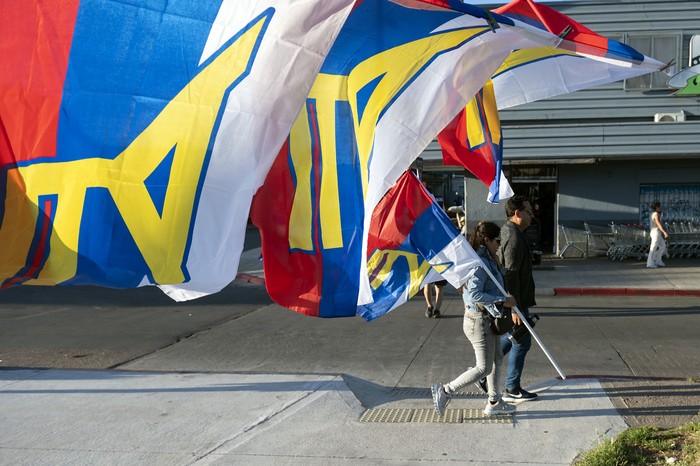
left=484, top=399, right=516, bottom=416
left=646, top=265, right=657, bottom=269
left=431, top=384, right=450, bottom=416
left=655, top=262, right=666, bottom=267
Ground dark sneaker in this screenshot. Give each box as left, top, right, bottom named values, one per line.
left=432, top=309, right=441, bottom=318
left=484, top=399, right=516, bottom=416
left=425, top=307, right=433, bottom=318
left=431, top=383, right=450, bottom=416
left=475, top=377, right=488, bottom=394
left=502, top=387, right=538, bottom=402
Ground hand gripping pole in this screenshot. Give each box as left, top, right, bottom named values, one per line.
left=478, top=262, right=566, bottom=380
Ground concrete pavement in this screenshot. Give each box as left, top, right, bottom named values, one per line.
left=1, top=370, right=627, bottom=465
left=1, top=253, right=699, bottom=464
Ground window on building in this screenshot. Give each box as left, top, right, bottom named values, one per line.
left=624, top=33, right=681, bottom=90
left=639, top=184, right=700, bottom=225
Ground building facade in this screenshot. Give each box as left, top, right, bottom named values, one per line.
left=419, top=0, right=700, bottom=254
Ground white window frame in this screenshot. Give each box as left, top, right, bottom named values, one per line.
left=623, top=32, right=681, bottom=91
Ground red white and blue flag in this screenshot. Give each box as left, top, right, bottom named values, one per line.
left=437, top=0, right=666, bottom=204
left=359, top=172, right=482, bottom=321
left=491, top=0, right=666, bottom=108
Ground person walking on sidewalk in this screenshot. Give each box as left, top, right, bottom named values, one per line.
left=647, top=201, right=669, bottom=269
left=423, top=280, right=447, bottom=318
left=431, top=222, right=517, bottom=417
left=498, top=195, right=539, bottom=402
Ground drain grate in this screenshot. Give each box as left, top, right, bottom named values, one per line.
left=359, top=408, right=513, bottom=424
left=389, top=388, right=481, bottom=397
left=360, top=408, right=414, bottom=423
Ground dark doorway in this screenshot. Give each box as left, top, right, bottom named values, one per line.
left=511, top=182, right=557, bottom=254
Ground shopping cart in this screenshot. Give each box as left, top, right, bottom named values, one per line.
left=557, top=225, right=587, bottom=258
left=667, top=221, right=700, bottom=258
left=607, top=223, right=649, bottom=261
left=583, top=222, right=614, bottom=258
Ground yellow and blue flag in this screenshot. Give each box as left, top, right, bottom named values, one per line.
left=0, top=0, right=354, bottom=299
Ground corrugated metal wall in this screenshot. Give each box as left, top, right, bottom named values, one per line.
left=498, top=0, right=700, bottom=160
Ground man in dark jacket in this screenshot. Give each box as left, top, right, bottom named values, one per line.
left=497, top=195, right=538, bottom=401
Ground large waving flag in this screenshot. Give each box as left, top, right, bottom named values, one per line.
left=252, top=0, right=561, bottom=318
left=0, top=0, right=354, bottom=298
left=438, top=80, right=513, bottom=203
left=491, top=0, right=667, bottom=108
left=437, top=0, right=667, bottom=204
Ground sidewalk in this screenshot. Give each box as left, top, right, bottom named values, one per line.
left=532, top=255, right=700, bottom=296
left=0, top=369, right=627, bottom=465
left=1, top=253, right=699, bottom=464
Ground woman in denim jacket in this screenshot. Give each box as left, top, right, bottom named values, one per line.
left=431, top=222, right=517, bottom=417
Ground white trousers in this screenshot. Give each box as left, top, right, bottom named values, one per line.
left=647, top=229, right=666, bottom=267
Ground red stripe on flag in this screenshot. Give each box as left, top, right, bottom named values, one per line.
left=26, top=198, right=54, bottom=277
left=2, top=197, right=54, bottom=289
left=309, top=101, right=323, bottom=253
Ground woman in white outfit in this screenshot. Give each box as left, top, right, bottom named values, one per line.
left=647, top=201, right=669, bottom=268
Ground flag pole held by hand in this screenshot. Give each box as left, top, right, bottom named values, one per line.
left=476, top=261, right=567, bottom=380
left=511, top=305, right=566, bottom=380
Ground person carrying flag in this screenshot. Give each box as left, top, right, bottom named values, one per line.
left=431, top=222, right=517, bottom=417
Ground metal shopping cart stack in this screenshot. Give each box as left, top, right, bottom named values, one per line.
left=557, top=224, right=587, bottom=258
left=667, top=221, right=700, bottom=258
left=583, top=222, right=614, bottom=258
left=607, top=223, right=650, bottom=261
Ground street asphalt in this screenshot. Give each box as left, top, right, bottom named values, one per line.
left=1, top=250, right=699, bottom=465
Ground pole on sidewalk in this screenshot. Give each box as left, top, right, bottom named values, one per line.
left=478, top=263, right=567, bottom=380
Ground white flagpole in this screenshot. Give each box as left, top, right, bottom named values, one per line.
left=477, top=262, right=567, bottom=380
left=510, top=304, right=566, bottom=380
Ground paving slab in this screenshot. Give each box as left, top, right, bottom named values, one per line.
left=0, top=369, right=627, bottom=465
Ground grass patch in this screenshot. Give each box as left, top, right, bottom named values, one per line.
left=575, top=422, right=700, bottom=465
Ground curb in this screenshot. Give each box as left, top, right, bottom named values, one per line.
left=235, top=273, right=265, bottom=286
left=554, top=288, right=700, bottom=296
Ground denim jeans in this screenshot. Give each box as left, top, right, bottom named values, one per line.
left=446, top=311, right=503, bottom=402
left=500, top=307, right=532, bottom=391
